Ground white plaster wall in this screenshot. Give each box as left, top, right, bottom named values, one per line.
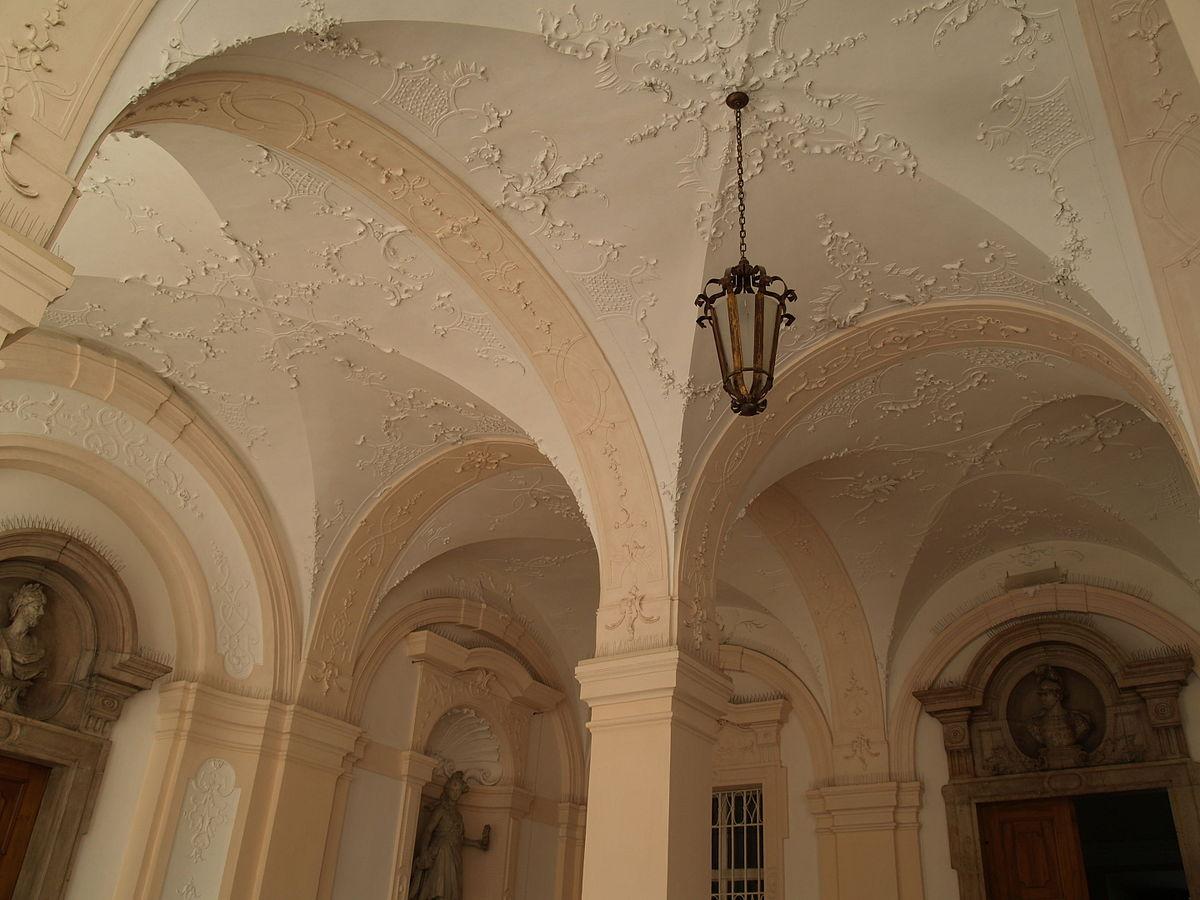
left=525, top=713, right=562, bottom=798
left=65, top=682, right=160, bottom=900
left=514, top=819, right=558, bottom=900
left=332, top=769, right=404, bottom=900
left=360, top=643, right=421, bottom=748
left=514, top=713, right=564, bottom=899
left=915, top=712, right=959, bottom=900
left=780, top=716, right=819, bottom=899
left=333, top=640, right=420, bottom=898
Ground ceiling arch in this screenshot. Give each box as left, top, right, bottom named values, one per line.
left=678, top=298, right=1196, bottom=661
left=112, top=70, right=670, bottom=649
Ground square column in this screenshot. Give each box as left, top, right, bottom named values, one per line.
left=576, top=649, right=730, bottom=900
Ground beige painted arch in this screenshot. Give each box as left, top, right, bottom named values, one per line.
left=351, top=596, right=587, bottom=801
left=678, top=300, right=1197, bottom=660
left=302, top=437, right=556, bottom=712
left=0, top=329, right=299, bottom=688
left=719, top=643, right=835, bottom=784
left=108, top=70, right=670, bottom=647
left=888, top=582, right=1200, bottom=779
left=749, top=483, right=889, bottom=778
left=0, top=433, right=215, bottom=672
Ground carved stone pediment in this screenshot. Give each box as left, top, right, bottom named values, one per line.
left=916, top=616, right=1191, bottom=781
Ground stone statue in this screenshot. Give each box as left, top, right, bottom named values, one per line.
left=1026, top=665, right=1091, bottom=768
left=408, top=770, right=491, bottom=900
left=0, top=583, right=48, bottom=714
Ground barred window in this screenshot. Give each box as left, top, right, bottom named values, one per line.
left=711, top=785, right=765, bottom=900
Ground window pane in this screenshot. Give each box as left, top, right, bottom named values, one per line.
left=710, top=786, right=765, bottom=900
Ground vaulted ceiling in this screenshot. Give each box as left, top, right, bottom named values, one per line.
left=36, top=0, right=1200, bottom=697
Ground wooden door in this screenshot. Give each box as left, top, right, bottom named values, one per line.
left=0, top=755, right=50, bottom=899
left=978, top=798, right=1088, bottom=900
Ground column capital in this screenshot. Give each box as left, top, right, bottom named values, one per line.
left=0, top=223, right=73, bottom=345
left=575, top=648, right=731, bottom=741
left=806, top=780, right=923, bottom=833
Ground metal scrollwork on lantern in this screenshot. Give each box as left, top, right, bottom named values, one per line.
left=695, top=91, right=797, bottom=417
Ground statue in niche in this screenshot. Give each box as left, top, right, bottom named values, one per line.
left=0, top=583, right=48, bottom=713
left=409, top=770, right=491, bottom=900
left=1026, top=665, right=1092, bottom=768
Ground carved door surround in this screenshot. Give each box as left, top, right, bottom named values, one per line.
left=916, top=614, right=1200, bottom=900
left=0, top=529, right=169, bottom=899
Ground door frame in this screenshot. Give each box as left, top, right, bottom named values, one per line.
left=943, top=759, right=1200, bottom=900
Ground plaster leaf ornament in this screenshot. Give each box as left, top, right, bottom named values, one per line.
left=843, top=734, right=880, bottom=770
left=211, top=546, right=261, bottom=680
left=877, top=367, right=992, bottom=431
left=0, top=1, right=73, bottom=205
left=0, top=583, right=49, bottom=714
left=892, top=0, right=1053, bottom=69
left=486, top=470, right=585, bottom=532
left=569, top=239, right=658, bottom=320
left=604, top=586, right=661, bottom=639
left=539, top=0, right=914, bottom=244
left=1111, top=0, right=1172, bottom=76
left=181, top=758, right=239, bottom=864
left=978, top=77, right=1091, bottom=174
left=247, top=145, right=330, bottom=209
left=470, top=132, right=605, bottom=249
left=430, top=291, right=526, bottom=372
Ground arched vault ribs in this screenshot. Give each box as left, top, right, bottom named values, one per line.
left=112, top=71, right=671, bottom=671
left=750, top=484, right=888, bottom=778
left=301, top=437, right=549, bottom=712
left=679, top=301, right=1196, bottom=666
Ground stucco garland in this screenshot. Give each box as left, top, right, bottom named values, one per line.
left=112, top=71, right=670, bottom=658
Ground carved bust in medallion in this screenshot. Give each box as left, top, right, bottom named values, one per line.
left=1025, top=665, right=1092, bottom=768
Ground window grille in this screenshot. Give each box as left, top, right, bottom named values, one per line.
left=711, top=785, right=765, bottom=900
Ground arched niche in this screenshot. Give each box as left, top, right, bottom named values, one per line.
left=0, top=527, right=169, bottom=900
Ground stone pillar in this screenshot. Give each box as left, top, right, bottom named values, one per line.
left=0, top=223, right=72, bottom=352
left=806, top=781, right=924, bottom=900
left=389, top=750, right=439, bottom=900
left=110, top=681, right=361, bottom=900
left=575, top=648, right=730, bottom=900
left=555, top=801, right=586, bottom=900
left=235, top=702, right=363, bottom=897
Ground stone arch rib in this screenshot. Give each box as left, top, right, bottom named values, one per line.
left=111, top=72, right=670, bottom=668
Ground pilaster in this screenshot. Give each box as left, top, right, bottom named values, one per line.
left=576, top=648, right=731, bottom=900
left=806, top=780, right=924, bottom=900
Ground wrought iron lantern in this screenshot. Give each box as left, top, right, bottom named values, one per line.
left=695, top=91, right=797, bottom=416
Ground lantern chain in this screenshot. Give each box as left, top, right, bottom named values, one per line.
left=735, top=106, right=747, bottom=261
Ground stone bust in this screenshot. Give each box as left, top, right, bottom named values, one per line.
left=0, top=583, right=49, bottom=713
left=1026, top=665, right=1091, bottom=767
left=408, top=770, right=491, bottom=900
